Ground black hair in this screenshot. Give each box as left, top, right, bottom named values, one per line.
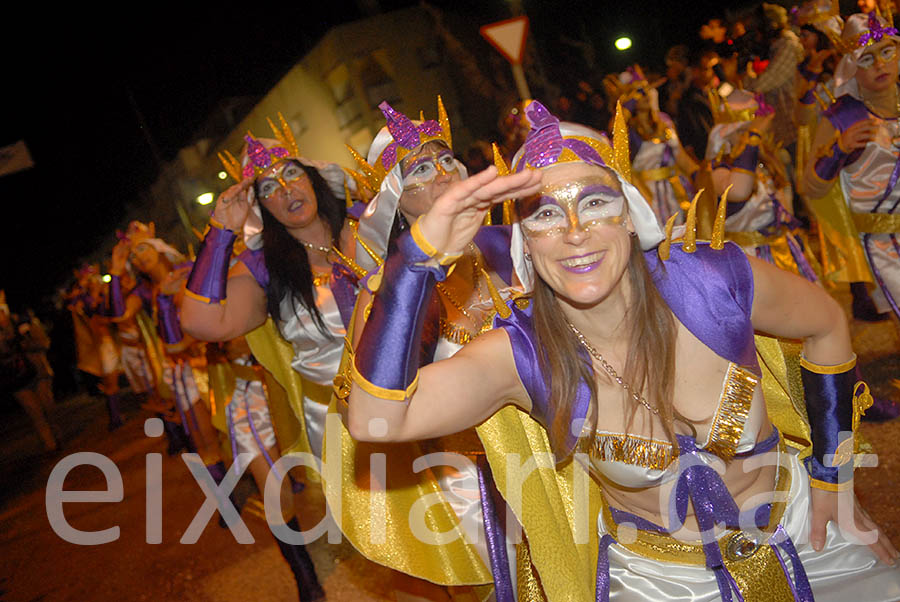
left=801, top=24, right=832, bottom=52
left=258, top=161, right=346, bottom=332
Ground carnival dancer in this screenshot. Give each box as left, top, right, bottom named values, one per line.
left=108, top=239, right=161, bottom=399
left=107, top=236, right=188, bottom=454
left=337, top=99, right=532, bottom=600
left=708, top=87, right=822, bottom=283
left=804, top=12, right=900, bottom=323
left=802, top=12, right=900, bottom=421
left=180, top=121, right=362, bottom=601
left=793, top=2, right=888, bottom=324
left=112, top=223, right=229, bottom=471
left=346, top=100, right=900, bottom=601
left=608, top=66, right=698, bottom=227
left=69, top=264, right=126, bottom=430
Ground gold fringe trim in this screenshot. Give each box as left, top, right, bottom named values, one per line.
left=706, top=363, right=759, bottom=461
left=590, top=432, right=675, bottom=470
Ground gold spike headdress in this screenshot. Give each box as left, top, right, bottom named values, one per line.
left=351, top=96, right=463, bottom=274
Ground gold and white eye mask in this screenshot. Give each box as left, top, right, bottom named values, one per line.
left=520, top=177, right=627, bottom=237
left=401, top=149, right=458, bottom=190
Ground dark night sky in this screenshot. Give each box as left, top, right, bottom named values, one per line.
left=0, top=0, right=753, bottom=313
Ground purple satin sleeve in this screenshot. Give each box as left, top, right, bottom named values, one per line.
left=824, top=94, right=869, bottom=131
left=645, top=242, right=759, bottom=372
left=156, top=294, right=184, bottom=345
left=801, top=364, right=856, bottom=483
left=494, top=303, right=592, bottom=458
left=330, top=262, right=359, bottom=330
left=814, top=141, right=849, bottom=182
left=108, top=276, right=126, bottom=317
left=473, top=225, right=513, bottom=286
left=729, top=134, right=760, bottom=172
left=185, top=223, right=237, bottom=304
left=354, top=231, right=449, bottom=395
left=236, top=248, right=269, bottom=289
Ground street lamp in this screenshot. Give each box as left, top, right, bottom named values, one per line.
left=196, top=192, right=215, bottom=206
left=615, top=36, right=632, bottom=51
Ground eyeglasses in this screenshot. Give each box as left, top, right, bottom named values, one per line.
left=401, top=149, right=459, bottom=190
left=520, top=178, right=627, bottom=237
left=256, top=160, right=308, bottom=201
left=857, top=43, right=897, bottom=69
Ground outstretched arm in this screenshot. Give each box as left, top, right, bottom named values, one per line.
left=347, top=166, right=542, bottom=442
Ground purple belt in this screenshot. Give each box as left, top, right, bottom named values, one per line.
left=595, top=429, right=814, bottom=602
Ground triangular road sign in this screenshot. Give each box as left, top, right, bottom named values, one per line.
left=479, top=16, right=530, bottom=65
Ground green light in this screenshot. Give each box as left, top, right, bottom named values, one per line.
left=217, top=171, right=228, bottom=180
left=615, top=37, right=632, bottom=51
left=196, top=192, right=215, bottom=206
left=102, top=274, right=112, bottom=283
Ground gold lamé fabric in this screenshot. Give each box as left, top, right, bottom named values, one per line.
left=805, top=183, right=873, bottom=283
left=322, top=310, right=493, bottom=587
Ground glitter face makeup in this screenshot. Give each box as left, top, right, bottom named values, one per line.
left=520, top=177, right=627, bottom=237
left=400, top=148, right=458, bottom=190
left=255, top=160, right=309, bottom=201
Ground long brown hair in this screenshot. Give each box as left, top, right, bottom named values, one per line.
left=532, top=235, right=679, bottom=458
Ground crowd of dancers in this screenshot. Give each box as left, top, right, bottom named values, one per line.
left=17, top=0, right=900, bottom=600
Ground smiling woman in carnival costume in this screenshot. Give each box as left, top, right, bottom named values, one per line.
left=344, top=99, right=900, bottom=601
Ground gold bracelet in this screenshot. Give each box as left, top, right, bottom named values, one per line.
left=799, top=354, right=857, bottom=374
left=410, top=219, right=462, bottom=266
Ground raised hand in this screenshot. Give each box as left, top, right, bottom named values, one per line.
left=417, top=166, right=542, bottom=257
left=841, top=119, right=879, bottom=151
left=109, top=239, right=130, bottom=276
left=212, top=179, right=253, bottom=232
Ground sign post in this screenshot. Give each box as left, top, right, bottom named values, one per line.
left=479, top=16, right=532, bottom=101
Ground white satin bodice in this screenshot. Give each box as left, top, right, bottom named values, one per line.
left=275, top=278, right=346, bottom=386
left=585, top=366, right=766, bottom=489
left=839, top=113, right=900, bottom=214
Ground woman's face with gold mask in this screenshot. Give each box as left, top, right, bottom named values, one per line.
left=519, top=163, right=634, bottom=306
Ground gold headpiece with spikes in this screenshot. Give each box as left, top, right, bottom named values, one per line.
left=218, top=150, right=242, bottom=182
left=267, top=112, right=300, bottom=158
left=216, top=112, right=300, bottom=183
left=657, top=185, right=731, bottom=260
left=611, top=100, right=632, bottom=183
left=347, top=96, right=453, bottom=193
